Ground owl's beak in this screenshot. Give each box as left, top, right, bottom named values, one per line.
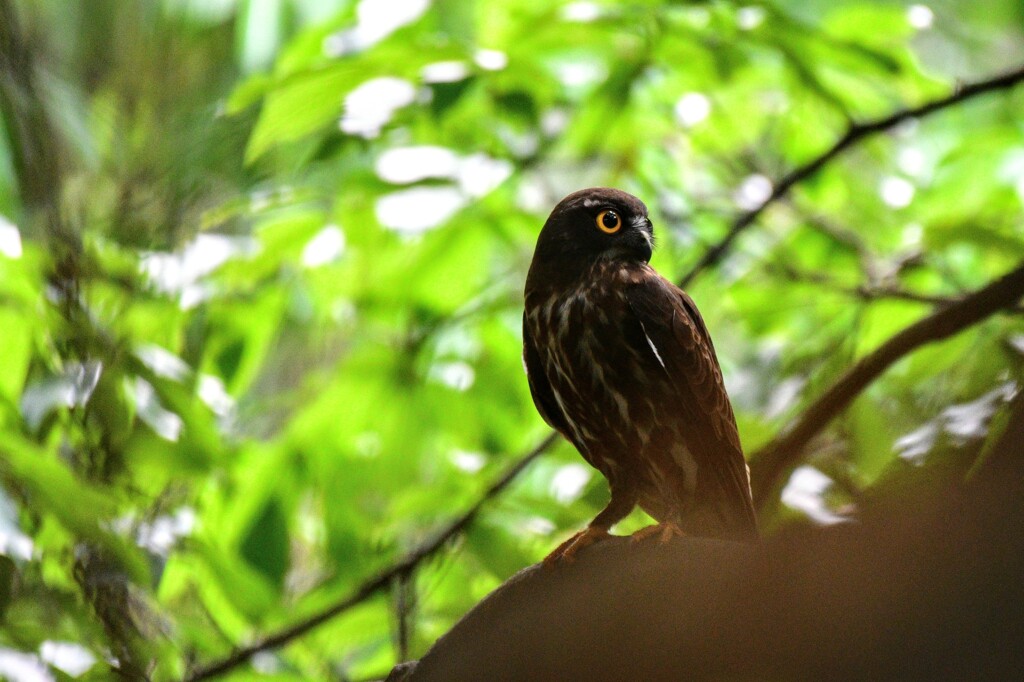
left=627, top=217, right=654, bottom=262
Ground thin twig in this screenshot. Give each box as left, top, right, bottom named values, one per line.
left=770, top=261, right=960, bottom=306
left=772, top=260, right=1024, bottom=313
left=851, top=285, right=961, bottom=307
left=799, top=211, right=872, bottom=261
left=185, top=433, right=559, bottom=682
left=749, top=260, right=1024, bottom=511
left=678, top=63, right=1024, bottom=289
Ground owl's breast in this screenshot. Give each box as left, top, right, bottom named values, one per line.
left=524, top=266, right=672, bottom=468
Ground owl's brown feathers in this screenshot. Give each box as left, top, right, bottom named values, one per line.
left=523, top=188, right=756, bottom=560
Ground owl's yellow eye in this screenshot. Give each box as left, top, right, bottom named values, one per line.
left=595, top=210, right=622, bottom=234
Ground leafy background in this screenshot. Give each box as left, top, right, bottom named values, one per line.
left=1, top=0, right=1023, bottom=679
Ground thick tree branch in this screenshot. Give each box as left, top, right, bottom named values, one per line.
left=678, top=63, right=1024, bottom=289
left=392, top=423, right=1024, bottom=682
left=185, top=433, right=558, bottom=682
left=749, top=260, right=1024, bottom=511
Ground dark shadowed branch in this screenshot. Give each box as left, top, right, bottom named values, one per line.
left=749, top=260, right=1024, bottom=512
left=392, top=407, right=1024, bottom=682
left=185, top=433, right=559, bottom=682
left=678, top=63, right=1024, bottom=289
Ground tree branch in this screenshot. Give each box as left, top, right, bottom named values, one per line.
left=185, top=433, right=559, bottom=682
left=768, top=261, right=980, bottom=308
left=392, top=432, right=1024, bottom=682
left=749, top=260, right=1024, bottom=512
left=678, top=63, right=1024, bottom=289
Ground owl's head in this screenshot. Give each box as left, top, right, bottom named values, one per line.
left=531, top=187, right=654, bottom=271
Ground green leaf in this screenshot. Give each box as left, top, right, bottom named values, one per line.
left=240, top=497, right=290, bottom=588
left=0, top=435, right=148, bottom=584
left=245, top=65, right=365, bottom=163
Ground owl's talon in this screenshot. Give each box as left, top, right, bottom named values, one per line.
left=543, top=527, right=611, bottom=568
left=630, top=520, right=686, bottom=545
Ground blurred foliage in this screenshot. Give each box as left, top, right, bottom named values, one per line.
left=0, top=0, right=1023, bottom=679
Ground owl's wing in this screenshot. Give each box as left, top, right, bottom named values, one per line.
left=522, top=312, right=570, bottom=437
left=625, top=275, right=757, bottom=536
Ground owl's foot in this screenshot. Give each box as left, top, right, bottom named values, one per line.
left=542, top=526, right=611, bottom=568
left=630, top=520, right=685, bottom=544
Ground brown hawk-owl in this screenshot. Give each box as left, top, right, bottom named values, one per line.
left=523, top=187, right=757, bottom=562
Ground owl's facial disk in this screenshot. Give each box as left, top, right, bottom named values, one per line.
left=536, top=187, right=654, bottom=266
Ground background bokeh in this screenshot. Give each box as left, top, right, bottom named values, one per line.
left=1, top=0, right=1023, bottom=679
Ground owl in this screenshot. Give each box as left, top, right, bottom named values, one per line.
left=523, top=188, right=757, bottom=562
